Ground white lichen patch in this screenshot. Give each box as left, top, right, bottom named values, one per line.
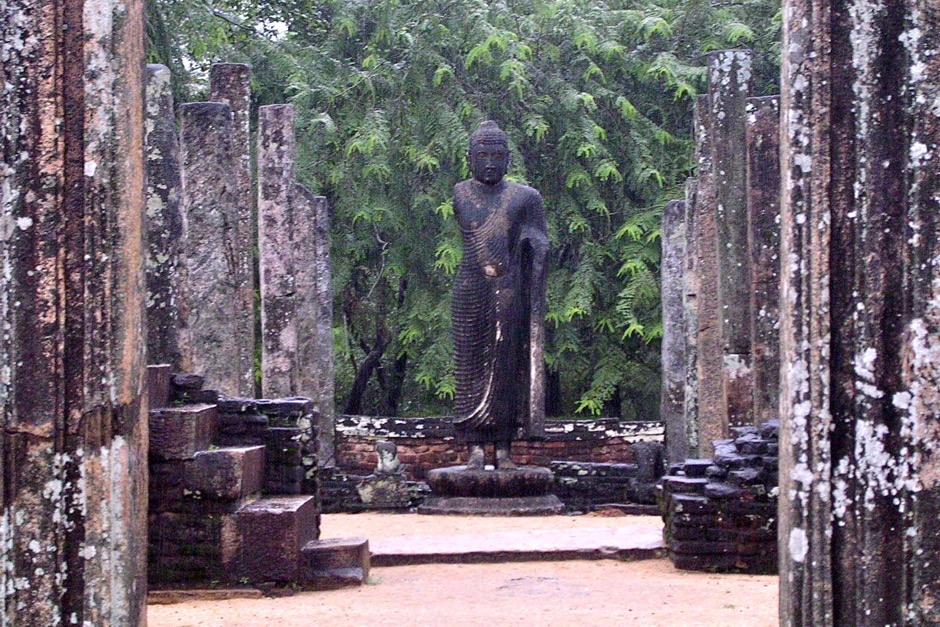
left=723, top=354, right=750, bottom=379
left=910, top=141, right=932, bottom=164
left=793, top=153, right=812, bottom=174
left=788, top=527, right=808, bottom=562
left=831, top=456, right=854, bottom=520
left=853, top=346, right=885, bottom=399
left=79, top=545, right=97, bottom=560
left=900, top=312, right=940, bottom=491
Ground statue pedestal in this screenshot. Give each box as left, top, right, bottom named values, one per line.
left=418, top=466, right=563, bottom=516
left=356, top=473, right=411, bottom=509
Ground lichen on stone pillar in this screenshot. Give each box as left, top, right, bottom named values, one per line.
left=146, top=64, right=192, bottom=371
left=210, top=63, right=256, bottom=396
left=708, top=49, right=754, bottom=429
left=179, top=101, right=251, bottom=396
left=661, top=200, right=688, bottom=463
left=745, top=95, right=781, bottom=426
left=1, top=0, right=148, bottom=622
left=257, top=105, right=336, bottom=466
left=691, top=94, right=726, bottom=456
left=779, top=1, right=940, bottom=624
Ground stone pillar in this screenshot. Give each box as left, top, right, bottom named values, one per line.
left=258, top=105, right=336, bottom=465
left=258, top=104, right=299, bottom=397
left=146, top=64, right=191, bottom=370
left=779, top=1, right=940, bottom=625
left=179, top=102, right=252, bottom=396
left=1, top=0, right=148, bottom=623
left=682, top=177, right=700, bottom=457
left=661, top=200, right=688, bottom=464
left=745, top=96, right=780, bottom=426
left=692, top=94, right=727, bottom=456
left=708, top=49, right=753, bottom=428
left=210, top=63, right=256, bottom=393
left=294, top=186, right=337, bottom=466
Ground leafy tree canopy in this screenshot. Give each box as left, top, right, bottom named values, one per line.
left=148, top=0, right=780, bottom=419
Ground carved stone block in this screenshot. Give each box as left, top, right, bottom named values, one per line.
left=150, top=404, right=218, bottom=460
left=221, top=495, right=319, bottom=583
left=185, top=446, right=266, bottom=500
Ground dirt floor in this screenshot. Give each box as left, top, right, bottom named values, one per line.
left=148, top=512, right=779, bottom=627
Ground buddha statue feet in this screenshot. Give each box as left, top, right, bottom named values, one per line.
left=466, top=444, right=486, bottom=470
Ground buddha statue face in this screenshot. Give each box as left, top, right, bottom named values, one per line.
left=469, top=121, right=509, bottom=185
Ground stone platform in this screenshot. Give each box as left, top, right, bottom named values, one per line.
left=419, top=495, right=564, bottom=516
left=425, top=466, right=554, bottom=497
left=369, top=524, right=665, bottom=566
left=419, top=466, right=563, bottom=515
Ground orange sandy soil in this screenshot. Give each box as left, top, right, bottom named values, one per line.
left=147, top=512, right=779, bottom=627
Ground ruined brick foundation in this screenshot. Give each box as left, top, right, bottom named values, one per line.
left=658, top=420, right=779, bottom=573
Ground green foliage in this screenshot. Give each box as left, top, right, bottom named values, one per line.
left=149, top=0, right=781, bottom=419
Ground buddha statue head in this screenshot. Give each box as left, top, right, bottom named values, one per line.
left=468, top=120, right=509, bottom=185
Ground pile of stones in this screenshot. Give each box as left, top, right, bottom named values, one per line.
left=658, top=420, right=779, bottom=573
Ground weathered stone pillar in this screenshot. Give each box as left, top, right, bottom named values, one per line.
left=692, top=94, right=727, bottom=456
left=294, top=186, right=336, bottom=466
left=779, top=1, right=940, bottom=625
left=146, top=64, right=191, bottom=370
left=179, top=102, right=252, bottom=396
left=258, top=105, right=336, bottom=465
left=682, top=177, right=700, bottom=456
left=210, top=63, right=256, bottom=392
left=709, top=49, right=753, bottom=428
left=258, top=105, right=299, bottom=397
left=745, top=96, right=780, bottom=426
left=1, top=0, right=148, bottom=623
left=661, top=200, right=688, bottom=463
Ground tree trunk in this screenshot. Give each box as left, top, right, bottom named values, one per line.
left=545, top=368, right=563, bottom=416
left=343, top=340, right=385, bottom=415
left=378, top=352, right=408, bottom=416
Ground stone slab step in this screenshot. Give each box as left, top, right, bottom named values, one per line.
left=221, top=495, right=319, bottom=583
left=680, top=459, right=714, bottom=478
left=303, top=567, right=366, bottom=589
left=369, top=525, right=664, bottom=567
left=592, top=503, right=661, bottom=516
left=150, top=404, right=217, bottom=460
left=300, top=538, right=370, bottom=589
left=185, top=445, right=266, bottom=500
left=662, top=476, right=709, bottom=494
left=147, top=588, right=263, bottom=605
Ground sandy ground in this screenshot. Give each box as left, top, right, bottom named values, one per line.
left=148, top=513, right=779, bottom=627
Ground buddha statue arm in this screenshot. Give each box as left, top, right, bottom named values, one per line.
left=520, top=191, right=549, bottom=439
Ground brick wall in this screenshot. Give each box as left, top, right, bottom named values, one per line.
left=335, top=415, right=664, bottom=480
